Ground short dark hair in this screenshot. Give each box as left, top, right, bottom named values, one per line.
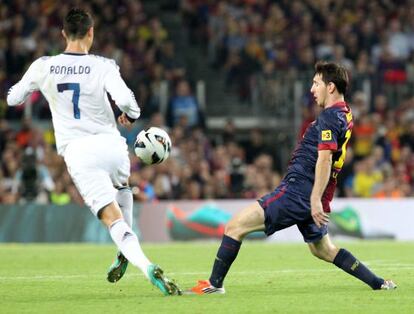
left=314, top=61, right=349, bottom=95
left=63, top=8, right=93, bottom=39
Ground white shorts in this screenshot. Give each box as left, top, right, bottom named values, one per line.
left=63, top=134, right=130, bottom=216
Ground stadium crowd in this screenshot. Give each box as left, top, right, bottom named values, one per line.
left=1, top=0, right=413, bottom=205
left=182, top=0, right=414, bottom=102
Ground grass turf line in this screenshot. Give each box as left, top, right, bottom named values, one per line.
left=0, top=241, right=412, bottom=314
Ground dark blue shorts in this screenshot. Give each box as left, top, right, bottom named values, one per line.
left=258, top=181, right=328, bottom=243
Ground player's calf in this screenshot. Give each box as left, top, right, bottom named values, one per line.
left=333, top=248, right=390, bottom=290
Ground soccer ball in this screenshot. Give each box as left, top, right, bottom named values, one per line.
left=134, top=127, right=172, bottom=165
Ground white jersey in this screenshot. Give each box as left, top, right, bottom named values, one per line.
left=7, top=53, right=140, bottom=155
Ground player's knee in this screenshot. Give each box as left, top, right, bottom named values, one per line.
left=224, top=219, right=245, bottom=241
left=99, top=202, right=123, bottom=227
left=325, top=245, right=339, bottom=262
left=309, top=245, right=316, bottom=256
left=224, top=220, right=238, bottom=238
left=310, top=244, right=338, bottom=262
left=309, top=245, right=324, bottom=260
left=311, top=249, right=328, bottom=261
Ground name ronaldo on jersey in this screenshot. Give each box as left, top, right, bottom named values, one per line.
left=50, top=65, right=91, bottom=75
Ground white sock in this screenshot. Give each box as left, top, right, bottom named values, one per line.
left=109, top=219, right=151, bottom=278
left=116, top=187, right=133, bottom=227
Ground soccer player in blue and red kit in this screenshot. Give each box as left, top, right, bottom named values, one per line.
left=190, top=61, right=396, bottom=294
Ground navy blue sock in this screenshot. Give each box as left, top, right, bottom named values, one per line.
left=209, top=235, right=241, bottom=288
left=333, top=248, right=384, bottom=290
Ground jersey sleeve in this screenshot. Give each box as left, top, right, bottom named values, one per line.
left=103, top=61, right=141, bottom=121
left=7, top=58, right=44, bottom=106
left=317, top=111, right=342, bottom=151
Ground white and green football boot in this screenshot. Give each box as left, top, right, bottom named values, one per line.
left=147, top=264, right=182, bottom=296
left=107, top=251, right=129, bottom=283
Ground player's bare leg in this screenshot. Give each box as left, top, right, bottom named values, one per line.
left=190, top=201, right=265, bottom=294
left=107, top=186, right=133, bottom=283
left=307, top=233, right=339, bottom=262
left=101, top=201, right=181, bottom=295
left=225, top=201, right=266, bottom=241
left=309, top=234, right=396, bottom=290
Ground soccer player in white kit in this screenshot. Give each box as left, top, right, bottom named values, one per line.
left=7, top=8, right=181, bottom=296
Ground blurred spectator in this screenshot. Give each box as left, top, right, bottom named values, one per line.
left=352, top=113, right=376, bottom=159
left=0, top=168, right=16, bottom=204
left=160, top=41, right=186, bottom=81
left=387, top=19, right=410, bottom=60
left=131, top=166, right=157, bottom=202
left=372, top=94, right=388, bottom=119
left=0, top=119, right=13, bottom=153
left=229, top=157, right=246, bottom=197
left=166, top=79, right=205, bottom=129
left=400, top=121, right=414, bottom=151
left=12, top=147, right=54, bottom=204
left=50, top=181, right=71, bottom=205
left=353, top=157, right=383, bottom=197
left=374, top=176, right=405, bottom=198
left=221, top=119, right=237, bottom=144
left=15, top=117, right=33, bottom=148
left=240, top=128, right=272, bottom=164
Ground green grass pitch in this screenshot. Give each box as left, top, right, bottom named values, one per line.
left=0, top=241, right=413, bottom=313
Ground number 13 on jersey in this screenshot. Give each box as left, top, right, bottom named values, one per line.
left=57, top=83, right=80, bottom=119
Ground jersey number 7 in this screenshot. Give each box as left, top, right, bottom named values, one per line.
left=57, top=83, right=80, bottom=119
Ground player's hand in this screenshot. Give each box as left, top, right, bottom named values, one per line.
left=311, top=198, right=330, bottom=228
left=118, top=113, right=132, bottom=128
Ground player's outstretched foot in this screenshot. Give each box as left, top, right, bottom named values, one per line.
left=188, top=280, right=226, bottom=295
left=107, top=252, right=128, bottom=283
left=380, top=279, right=397, bottom=290
left=147, top=264, right=182, bottom=296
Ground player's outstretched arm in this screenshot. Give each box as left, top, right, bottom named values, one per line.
left=310, top=150, right=332, bottom=227
left=7, top=59, right=42, bottom=107
left=104, top=62, right=141, bottom=122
